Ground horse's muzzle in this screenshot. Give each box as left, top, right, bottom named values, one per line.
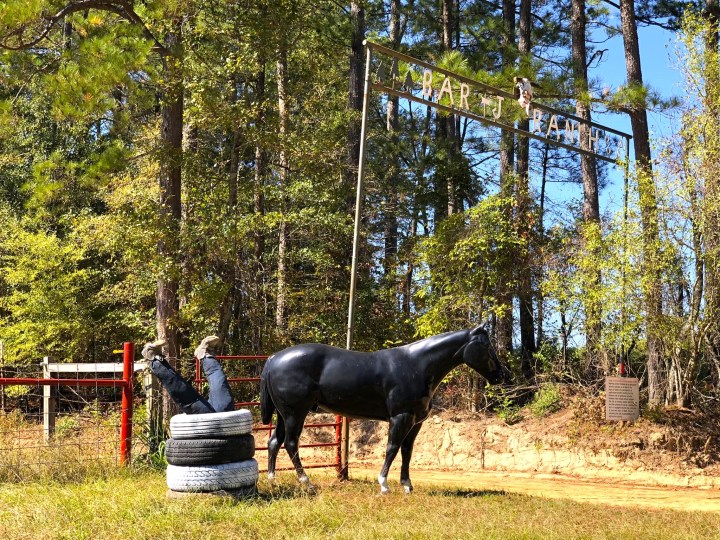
left=498, top=364, right=514, bottom=385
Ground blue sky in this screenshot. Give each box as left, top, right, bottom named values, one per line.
left=594, top=23, right=683, bottom=137
left=537, top=20, right=684, bottom=345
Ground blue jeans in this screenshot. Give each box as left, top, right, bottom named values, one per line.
left=149, top=355, right=235, bottom=414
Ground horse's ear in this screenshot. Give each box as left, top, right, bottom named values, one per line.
left=470, top=324, right=487, bottom=336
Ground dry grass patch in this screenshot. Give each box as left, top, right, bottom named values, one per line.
left=0, top=470, right=719, bottom=539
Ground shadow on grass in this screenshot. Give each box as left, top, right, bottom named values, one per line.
left=429, top=488, right=508, bottom=498
left=254, top=484, right=318, bottom=502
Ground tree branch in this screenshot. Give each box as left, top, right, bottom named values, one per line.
left=114, top=0, right=170, bottom=55
left=600, top=0, right=677, bottom=31
left=0, top=0, right=170, bottom=56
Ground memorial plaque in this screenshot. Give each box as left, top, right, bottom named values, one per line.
left=605, top=377, right=640, bottom=421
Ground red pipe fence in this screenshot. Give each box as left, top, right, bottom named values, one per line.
left=0, top=342, right=134, bottom=466
left=0, top=344, right=343, bottom=476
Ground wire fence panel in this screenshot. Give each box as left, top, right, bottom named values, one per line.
left=0, top=345, right=135, bottom=482
left=0, top=383, right=119, bottom=481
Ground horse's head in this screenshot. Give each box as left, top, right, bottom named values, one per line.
left=462, top=326, right=511, bottom=385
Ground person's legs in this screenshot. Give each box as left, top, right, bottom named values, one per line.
left=202, top=355, right=235, bottom=412
left=195, top=336, right=235, bottom=413
left=142, top=340, right=215, bottom=414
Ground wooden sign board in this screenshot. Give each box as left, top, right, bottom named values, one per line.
left=605, top=377, right=640, bottom=421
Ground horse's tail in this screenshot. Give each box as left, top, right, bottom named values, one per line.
left=260, top=375, right=275, bottom=425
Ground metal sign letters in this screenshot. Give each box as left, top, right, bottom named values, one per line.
left=347, top=40, right=633, bottom=351
left=369, top=41, right=632, bottom=164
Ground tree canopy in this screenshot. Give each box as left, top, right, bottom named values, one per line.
left=0, top=0, right=718, bottom=410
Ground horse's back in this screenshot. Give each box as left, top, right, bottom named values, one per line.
left=264, top=343, right=376, bottom=381
left=265, top=343, right=337, bottom=373
left=263, top=343, right=392, bottom=418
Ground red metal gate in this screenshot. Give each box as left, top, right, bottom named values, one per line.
left=0, top=346, right=342, bottom=476
left=0, top=342, right=135, bottom=468
left=194, top=355, right=342, bottom=475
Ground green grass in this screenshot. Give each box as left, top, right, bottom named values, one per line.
left=1, top=470, right=719, bottom=540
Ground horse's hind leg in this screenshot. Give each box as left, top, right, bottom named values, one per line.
left=267, top=416, right=285, bottom=480
left=283, top=412, right=312, bottom=486
left=378, top=413, right=415, bottom=494
left=399, top=422, right=423, bottom=494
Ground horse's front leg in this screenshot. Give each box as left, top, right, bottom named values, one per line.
left=399, top=422, right=423, bottom=494
left=378, top=413, right=415, bottom=494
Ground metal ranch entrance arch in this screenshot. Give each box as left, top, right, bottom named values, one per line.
left=341, top=41, right=633, bottom=473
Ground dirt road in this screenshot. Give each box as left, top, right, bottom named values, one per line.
left=350, top=466, right=720, bottom=513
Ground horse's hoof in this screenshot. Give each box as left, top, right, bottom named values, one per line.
left=403, top=485, right=413, bottom=494
left=298, top=476, right=316, bottom=492
left=378, top=475, right=390, bottom=495
left=378, top=475, right=390, bottom=493
left=267, top=472, right=275, bottom=481
left=299, top=475, right=315, bottom=489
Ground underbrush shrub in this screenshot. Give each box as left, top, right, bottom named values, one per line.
left=497, top=398, right=522, bottom=425
left=56, top=416, right=81, bottom=438
left=529, top=384, right=562, bottom=418
left=641, top=403, right=666, bottom=423
left=532, top=342, right=564, bottom=378
left=487, top=386, right=523, bottom=424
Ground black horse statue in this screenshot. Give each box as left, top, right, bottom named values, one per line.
left=260, top=326, right=509, bottom=493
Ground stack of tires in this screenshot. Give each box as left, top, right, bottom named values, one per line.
left=165, top=409, right=258, bottom=494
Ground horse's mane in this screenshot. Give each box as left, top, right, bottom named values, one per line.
left=402, top=329, right=469, bottom=354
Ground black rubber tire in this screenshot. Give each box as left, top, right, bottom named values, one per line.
left=170, top=409, right=253, bottom=439
left=165, top=435, right=255, bottom=466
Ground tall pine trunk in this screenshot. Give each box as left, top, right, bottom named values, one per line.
left=619, top=0, right=664, bottom=403
left=536, top=142, right=551, bottom=349
left=384, top=0, right=401, bottom=276
left=495, top=0, right=516, bottom=360
left=218, top=75, right=242, bottom=346
left=156, top=21, right=184, bottom=424
left=404, top=104, right=432, bottom=316
left=252, top=63, right=266, bottom=354
left=571, top=0, right=603, bottom=372
left=703, top=0, right=720, bottom=387
left=516, top=0, right=535, bottom=379
left=276, top=40, right=289, bottom=339
left=442, top=0, right=459, bottom=216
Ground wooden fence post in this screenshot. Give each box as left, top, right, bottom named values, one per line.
left=42, top=357, right=56, bottom=441
left=143, top=367, right=163, bottom=452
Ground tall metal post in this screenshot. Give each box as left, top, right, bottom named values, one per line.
left=120, top=341, right=134, bottom=466
left=341, top=41, right=373, bottom=480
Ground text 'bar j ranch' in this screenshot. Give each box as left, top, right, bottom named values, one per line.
left=365, top=41, right=632, bottom=165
